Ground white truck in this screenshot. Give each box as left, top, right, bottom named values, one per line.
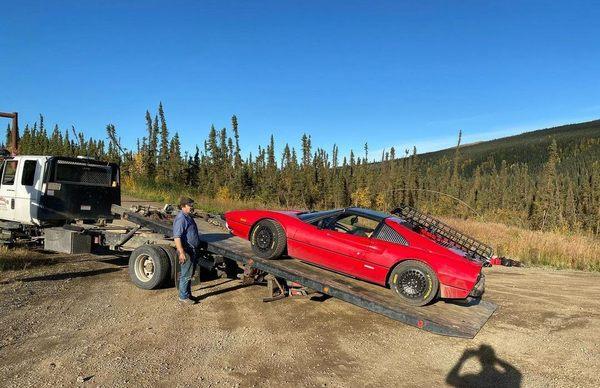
left=0, top=155, right=120, bottom=244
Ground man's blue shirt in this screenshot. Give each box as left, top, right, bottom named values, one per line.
left=173, top=211, right=200, bottom=250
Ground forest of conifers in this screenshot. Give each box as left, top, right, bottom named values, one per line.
left=5, top=103, right=600, bottom=235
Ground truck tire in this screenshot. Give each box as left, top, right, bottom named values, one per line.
left=389, top=260, right=439, bottom=306
left=157, top=244, right=179, bottom=287
left=250, top=219, right=286, bottom=260
left=129, top=244, right=170, bottom=290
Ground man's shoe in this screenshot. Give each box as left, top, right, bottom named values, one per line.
left=178, top=297, right=196, bottom=305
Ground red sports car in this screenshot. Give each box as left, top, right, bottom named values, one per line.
left=224, top=206, right=488, bottom=306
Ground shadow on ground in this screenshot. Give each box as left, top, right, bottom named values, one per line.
left=446, top=344, right=522, bottom=387
left=19, top=268, right=122, bottom=282
left=199, top=282, right=253, bottom=300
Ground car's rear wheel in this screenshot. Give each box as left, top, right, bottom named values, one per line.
left=250, top=219, right=286, bottom=260
left=389, top=260, right=439, bottom=306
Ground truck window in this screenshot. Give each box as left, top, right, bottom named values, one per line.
left=1, top=160, right=18, bottom=185
left=54, top=160, right=113, bottom=187
left=21, top=160, right=37, bottom=186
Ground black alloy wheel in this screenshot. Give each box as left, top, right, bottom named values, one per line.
left=250, top=219, right=287, bottom=260
left=389, top=260, right=439, bottom=306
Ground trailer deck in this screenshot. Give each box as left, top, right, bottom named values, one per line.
left=113, top=205, right=497, bottom=338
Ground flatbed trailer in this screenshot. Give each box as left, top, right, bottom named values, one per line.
left=112, top=205, right=497, bottom=339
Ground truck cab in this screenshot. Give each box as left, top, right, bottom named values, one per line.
left=0, top=155, right=120, bottom=226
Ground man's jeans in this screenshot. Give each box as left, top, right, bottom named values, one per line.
left=178, top=248, right=198, bottom=300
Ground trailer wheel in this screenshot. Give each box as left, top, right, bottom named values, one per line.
left=250, top=219, right=286, bottom=260
left=389, top=260, right=439, bottom=306
left=129, top=245, right=170, bottom=289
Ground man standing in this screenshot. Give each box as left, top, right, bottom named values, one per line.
left=173, top=197, right=201, bottom=304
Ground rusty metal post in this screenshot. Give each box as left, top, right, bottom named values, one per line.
left=0, top=112, right=19, bottom=154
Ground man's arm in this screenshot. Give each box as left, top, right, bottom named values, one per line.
left=173, top=216, right=187, bottom=264
left=174, top=238, right=186, bottom=264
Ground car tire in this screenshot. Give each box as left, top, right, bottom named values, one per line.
left=129, top=244, right=170, bottom=290
left=250, top=219, right=286, bottom=260
left=389, top=260, right=439, bottom=306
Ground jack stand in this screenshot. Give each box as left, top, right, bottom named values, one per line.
left=262, top=274, right=286, bottom=302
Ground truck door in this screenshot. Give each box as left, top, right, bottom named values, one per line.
left=14, top=159, right=40, bottom=225
left=0, top=159, right=18, bottom=222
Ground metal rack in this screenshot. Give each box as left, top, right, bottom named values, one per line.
left=391, top=205, right=493, bottom=263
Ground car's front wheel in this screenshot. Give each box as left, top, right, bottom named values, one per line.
left=250, top=219, right=286, bottom=260
left=389, top=260, right=439, bottom=306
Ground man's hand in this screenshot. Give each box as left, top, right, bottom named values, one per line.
left=178, top=250, right=187, bottom=264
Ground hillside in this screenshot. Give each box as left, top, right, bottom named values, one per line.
left=418, top=119, right=600, bottom=174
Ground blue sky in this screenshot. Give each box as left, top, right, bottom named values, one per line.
left=2, top=0, right=600, bottom=160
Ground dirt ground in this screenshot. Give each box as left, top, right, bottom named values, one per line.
left=0, top=250, right=599, bottom=388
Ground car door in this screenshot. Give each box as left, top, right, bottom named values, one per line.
left=318, top=213, right=387, bottom=281
left=0, top=159, right=18, bottom=222
left=290, top=215, right=345, bottom=269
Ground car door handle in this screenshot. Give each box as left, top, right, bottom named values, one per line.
left=365, top=244, right=383, bottom=253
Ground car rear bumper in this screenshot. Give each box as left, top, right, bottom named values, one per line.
left=469, top=273, right=486, bottom=298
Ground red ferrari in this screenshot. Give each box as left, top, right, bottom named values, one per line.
left=224, top=206, right=488, bottom=306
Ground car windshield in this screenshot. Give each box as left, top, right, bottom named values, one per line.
left=297, top=209, right=342, bottom=222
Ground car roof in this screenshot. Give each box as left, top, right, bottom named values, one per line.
left=345, top=207, right=391, bottom=221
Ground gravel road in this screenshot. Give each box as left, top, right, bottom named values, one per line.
left=1, top=252, right=599, bottom=387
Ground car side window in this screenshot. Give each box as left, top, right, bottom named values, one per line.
left=330, top=215, right=379, bottom=237
left=310, top=216, right=335, bottom=229
left=2, top=160, right=18, bottom=185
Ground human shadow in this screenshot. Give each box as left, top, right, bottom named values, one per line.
left=446, top=344, right=521, bottom=388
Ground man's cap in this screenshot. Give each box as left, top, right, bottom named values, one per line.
left=179, top=196, right=195, bottom=207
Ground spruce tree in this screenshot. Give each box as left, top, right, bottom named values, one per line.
left=157, top=103, right=170, bottom=180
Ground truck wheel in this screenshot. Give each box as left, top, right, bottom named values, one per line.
left=389, top=260, right=439, bottom=306
left=157, top=244, right=179, bottom=287
left=250, top=219, right=286, bottom=260
left=129, top=244, right=170, bottom=290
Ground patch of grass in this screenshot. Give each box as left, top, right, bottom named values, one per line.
left=122, top=177, right=273, bottom=214
left=0, top=247, right=56, bottom=271
left=442, top=217, right=600, bottom=272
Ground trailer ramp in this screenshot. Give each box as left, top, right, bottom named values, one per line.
left=114, top=205, right=497, bottom=338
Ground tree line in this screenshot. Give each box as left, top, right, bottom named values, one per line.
left=4, top=104, right=599, bottom=235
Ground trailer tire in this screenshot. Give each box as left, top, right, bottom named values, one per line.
left=250, top=219, right=286, bottom=260
left=389, top=260, right=439, bottom=306
left=129, top=244, right=170, bottom=290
